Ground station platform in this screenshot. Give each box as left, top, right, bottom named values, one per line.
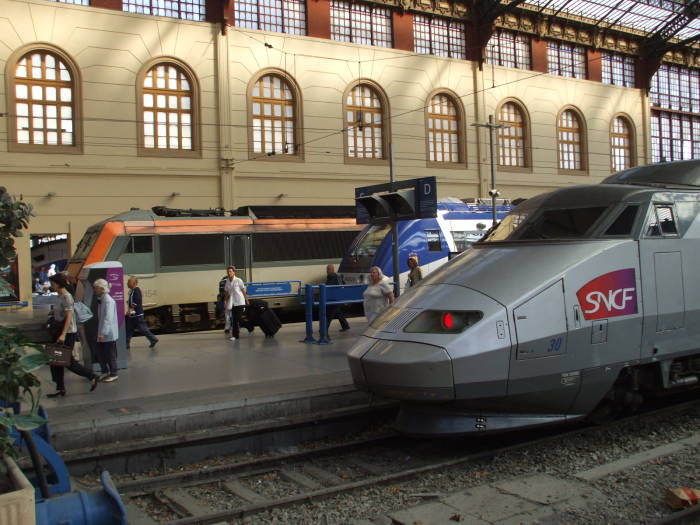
left=23, top=317, right=376, bottom=457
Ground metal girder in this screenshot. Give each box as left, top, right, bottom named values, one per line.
left=641, top=0, right=700, bottom=60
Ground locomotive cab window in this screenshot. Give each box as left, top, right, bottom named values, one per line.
left=646, top=205, right=678, bottom=237
left=126, top=236, right=153, bottom=253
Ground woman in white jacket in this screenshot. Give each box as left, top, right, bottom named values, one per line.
left=93, top=278, right=119, bottom=382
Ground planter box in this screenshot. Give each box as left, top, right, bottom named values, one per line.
left=0, top=456, right=35, bottom=525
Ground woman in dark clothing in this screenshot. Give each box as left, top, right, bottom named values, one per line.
left=47, top=273, right=99, bottom=398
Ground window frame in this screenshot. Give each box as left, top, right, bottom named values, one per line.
left=247, top=68, right=304, bottom=161
left=233, top=0, right=307, bottom=35
left=342, top=80, right=390, bottom=165
left=424, top=89, right=465, bottom=168
left=557, top=107, right=588, bottom=175
left=610, top=114, right=636, bottom=173
left=601, top=52, right=636, bottom=88
left=330, top=0, right=392, bottom=47
left=136, top=58, right=201, bottom=158
left=485, top=29, right=531, bottom=70
left=496, top=98, right=531, bottom=172
left=546, top=40, right=587, bottom=79
left=413, top=14, right=466, bottom=60
left=122, top=0, right=206, bottom=21
left=6, top=44, right=83, bottom=154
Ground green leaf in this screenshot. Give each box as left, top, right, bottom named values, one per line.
left=19, top=352, right=50, bottom=372
left=9, top=414, right=46, bottom=431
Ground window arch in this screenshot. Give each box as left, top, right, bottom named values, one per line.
left=557, top=108, right=586, bottom=172
left=497, top=101, right=529, bottom=168
left=426, top=92, right=463, bottom=164
left=7, top=46, right=82, bottom=153
left=610, top=115, right=635, bottom=172
left=344, top=81, right=388, bottom=161
left=248, top=71, right=302, bottom=159
left=137, top=59, right=199, bottom=157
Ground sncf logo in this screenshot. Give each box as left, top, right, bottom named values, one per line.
left=576, top=269, right=638, bottom=321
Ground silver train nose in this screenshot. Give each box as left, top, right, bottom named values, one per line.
left=348, top=337, right=454, bottom=401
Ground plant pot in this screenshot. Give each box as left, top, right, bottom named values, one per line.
left=0, top=455, right=35, bottom=525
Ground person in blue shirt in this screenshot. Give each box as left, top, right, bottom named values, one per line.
left=126, top=276, right=158, bottom=350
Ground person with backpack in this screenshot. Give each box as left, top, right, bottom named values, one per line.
left=46, top=273, right=99, bottom=398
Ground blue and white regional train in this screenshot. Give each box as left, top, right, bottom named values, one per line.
left=338, top=199, right=512, bottom=291
left=348, top=160, right=700, bottom=435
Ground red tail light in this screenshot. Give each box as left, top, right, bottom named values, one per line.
left=441, top=312, right=454, bottom=330
left=404, top=310, right=483, bottom=334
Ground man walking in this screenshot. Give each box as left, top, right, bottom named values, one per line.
left=224, top=266, right=249, bottom=341
left=126, top=276, right=159, bottom=350
left=326, top=264, right=350, bottom=332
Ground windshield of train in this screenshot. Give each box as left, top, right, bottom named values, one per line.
left=72, top=227, right=101, bottom=261
left=351, top=224, right=391, bottom=257
left=482, top=204, right=609, bottom=242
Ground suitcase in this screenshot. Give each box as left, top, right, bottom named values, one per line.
left=258, top=308, right=281, bottom=338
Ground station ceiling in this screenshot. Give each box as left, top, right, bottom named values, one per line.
left=496, top=0, right=699, bottom=46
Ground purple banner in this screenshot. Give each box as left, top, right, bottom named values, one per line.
left=105, top=266, right=125, bottom=328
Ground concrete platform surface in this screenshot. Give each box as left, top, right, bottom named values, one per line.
left=11, top=317, right=373, bottom=451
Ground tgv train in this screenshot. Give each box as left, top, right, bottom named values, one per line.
left=348, top=159, right=700, bottom=435
left=338, top=199, right=512, bottom=291
left=67, top=206, right=361, bottom=329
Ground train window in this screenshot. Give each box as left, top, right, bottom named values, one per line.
left=126, top=236, right=153, bottom=254
left=425, top=230, right=442, bottom=251
left=604, top=205, right=639, bottom=236
left=646, top=205, right=678, bottom=237
left=160, top=234, right=225, bottom=266
left=253, top=231, right=359, bottom=262
left=452, top=231, right=468, bottom=251
left=350, top=225, right=391, bottom=257
left=516, top=207, right=607, bottom=240
left=72, top=228, right=100, bottom=260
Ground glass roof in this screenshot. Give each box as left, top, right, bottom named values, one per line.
left=518, top=0, right=700, bottom=42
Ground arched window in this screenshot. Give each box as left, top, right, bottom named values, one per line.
left=11, top=49, right=79, bottom=150
left=557, top=109, right=585, bottom=171
left=250, top=73, right=299, bottom=157
left=611, top=116, right=634, bottom=172
left=345, top=83, right=386, bottom=159
left=497, top=102, right=527, bottom=167
left=426, top=93, right=461, bottom=163
left=140, top=61, right=197, bottom=155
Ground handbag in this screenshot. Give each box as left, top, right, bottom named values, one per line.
left=45, top=343, right=72, bottom=367
left=73, top=301, right=93, bottom=324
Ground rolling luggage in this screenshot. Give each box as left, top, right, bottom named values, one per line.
left=259, top=308, right=281, bottom=338
left=247, top=299, right=281, bottom=338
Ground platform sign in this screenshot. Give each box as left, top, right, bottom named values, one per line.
left=246, top=281, right=296, bottom=297
left=355, top=177, right=437, bottom=225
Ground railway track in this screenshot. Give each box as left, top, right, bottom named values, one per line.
left=113, top=397, right=699, bottom=525
left=118, top=397, right=700, bottom=524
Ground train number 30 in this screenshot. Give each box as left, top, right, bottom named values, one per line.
left=547, top=337, right=563, bottom=353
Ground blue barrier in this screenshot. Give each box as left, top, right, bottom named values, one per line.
left=300, top=283, right=367, bottom=344
left=0, top=301, right=29, bottom=307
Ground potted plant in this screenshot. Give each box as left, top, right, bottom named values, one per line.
left=0, top=186, right=48, bottom=523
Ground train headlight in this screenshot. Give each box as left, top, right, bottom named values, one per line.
left=403, top=310, right=483, bottom=334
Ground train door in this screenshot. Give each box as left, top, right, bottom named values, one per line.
left=638, top=203, right=687, bottom=358
left=508, top=280, right=579, bottom=412
left=225, top=234, right=251, bottom=282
